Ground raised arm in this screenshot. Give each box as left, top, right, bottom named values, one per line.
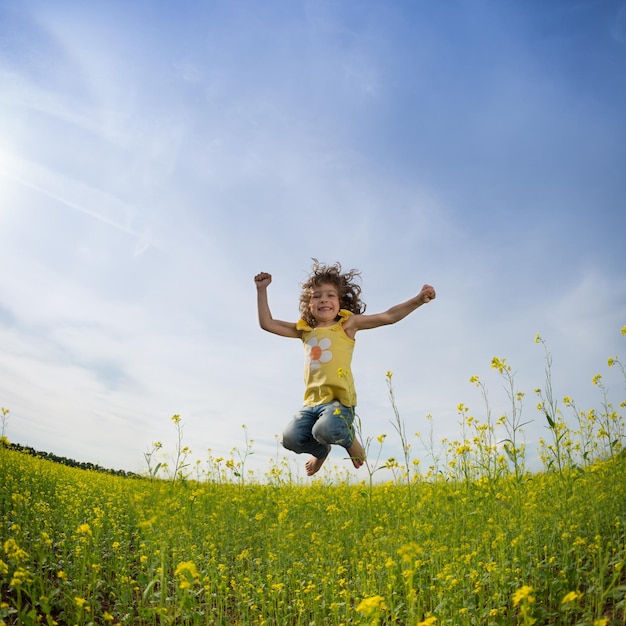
left=254, top=272, right=302, bottom=338
left=343, top=284, right=436, bottom=335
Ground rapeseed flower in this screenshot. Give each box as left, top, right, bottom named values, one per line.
left=491, top=356, right=510, bottom=373
left=3, top=539, right=28, bottom=562
left=513, top=585, right=534, bottom=606
left=561, top=590, right=583, bottom=604
left=355, top=594, right=387, bottom=617
left=175, top=560, right=200, bottom=589
left=9, top=568, right=32, bottom=587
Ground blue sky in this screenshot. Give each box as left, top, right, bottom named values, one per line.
left=1, top=0, right=625, bottom=479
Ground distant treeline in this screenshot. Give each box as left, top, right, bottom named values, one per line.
left=3, top=441, right=141, bottom=478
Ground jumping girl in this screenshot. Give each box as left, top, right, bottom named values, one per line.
left=254, top=260, right=435, bottom=476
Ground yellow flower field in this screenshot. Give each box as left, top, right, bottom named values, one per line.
left=1, top=331, right=625, bottom=624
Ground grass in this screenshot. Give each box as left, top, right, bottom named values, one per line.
left=1, top=330, right=625, bottom=625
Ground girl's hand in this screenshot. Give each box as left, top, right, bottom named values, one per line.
left=419, top=284, right=436, bottom=303
left=254, top=272, right=272, bottom=289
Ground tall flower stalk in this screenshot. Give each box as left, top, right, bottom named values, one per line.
left=386, top=371, right=414, bottom=503
left=1, top=407, right=11, bottom=441
left=491, top=356, right=529, bottom=482
left=534, top=335, right=570, bottom=471
left=170, top=414, right=191, bottom=482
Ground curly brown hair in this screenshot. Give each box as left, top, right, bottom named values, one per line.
left=298, top=259, right=366, bottom=327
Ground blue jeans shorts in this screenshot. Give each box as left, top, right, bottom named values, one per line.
left=282, top=401, right=356, bottom=459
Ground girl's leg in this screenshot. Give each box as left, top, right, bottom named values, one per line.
left=346, top=439, right=366, bottom=469
left=312, top=402, right=365, bottom=469
left=282, top=406, right=331, bottom=460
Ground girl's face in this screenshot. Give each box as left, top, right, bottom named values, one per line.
left=308, top=282, right=340, bottom=326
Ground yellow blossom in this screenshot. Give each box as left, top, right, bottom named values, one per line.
left=355, top=595, right=387, bottom=618
left=561, top=590, right=583, bottom=604
left=174, top=560, right=199, bottom=588
left=491, top=356, right=510, bottom=373
left=512, top=585, right=534, bottom=606
left=3, top=539, right=28, bottom=562
left=9, top=568, right=32, bottom=587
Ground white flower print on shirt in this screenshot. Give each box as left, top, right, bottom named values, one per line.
left=306, top=337, right=332, bottom=371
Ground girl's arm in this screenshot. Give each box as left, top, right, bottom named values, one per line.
left=344, top=284, right=436, bottom=335
left=254, top=272, right=302, bottom=338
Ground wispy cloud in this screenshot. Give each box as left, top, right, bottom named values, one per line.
left=1, top=151, right=154, bottom=253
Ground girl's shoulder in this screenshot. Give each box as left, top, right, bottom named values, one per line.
left=337, top=309, right=353, bottom=323
left=296, top=310, right=354, bottom=333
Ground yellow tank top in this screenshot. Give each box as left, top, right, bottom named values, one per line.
left=296, top=309, right=356, bottom=407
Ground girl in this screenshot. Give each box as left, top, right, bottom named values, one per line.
left=255, top=260, right=436, bottom=476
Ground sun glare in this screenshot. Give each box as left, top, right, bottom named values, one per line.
left=0, top=148, right=20, bottom=217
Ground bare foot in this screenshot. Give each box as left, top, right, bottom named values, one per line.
left=347, top=438, right=366, bottom=469
left=305, top=455, right=328, bottom=476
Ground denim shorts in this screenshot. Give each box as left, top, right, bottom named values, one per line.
left=282, top=401, right=356, bottom=459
